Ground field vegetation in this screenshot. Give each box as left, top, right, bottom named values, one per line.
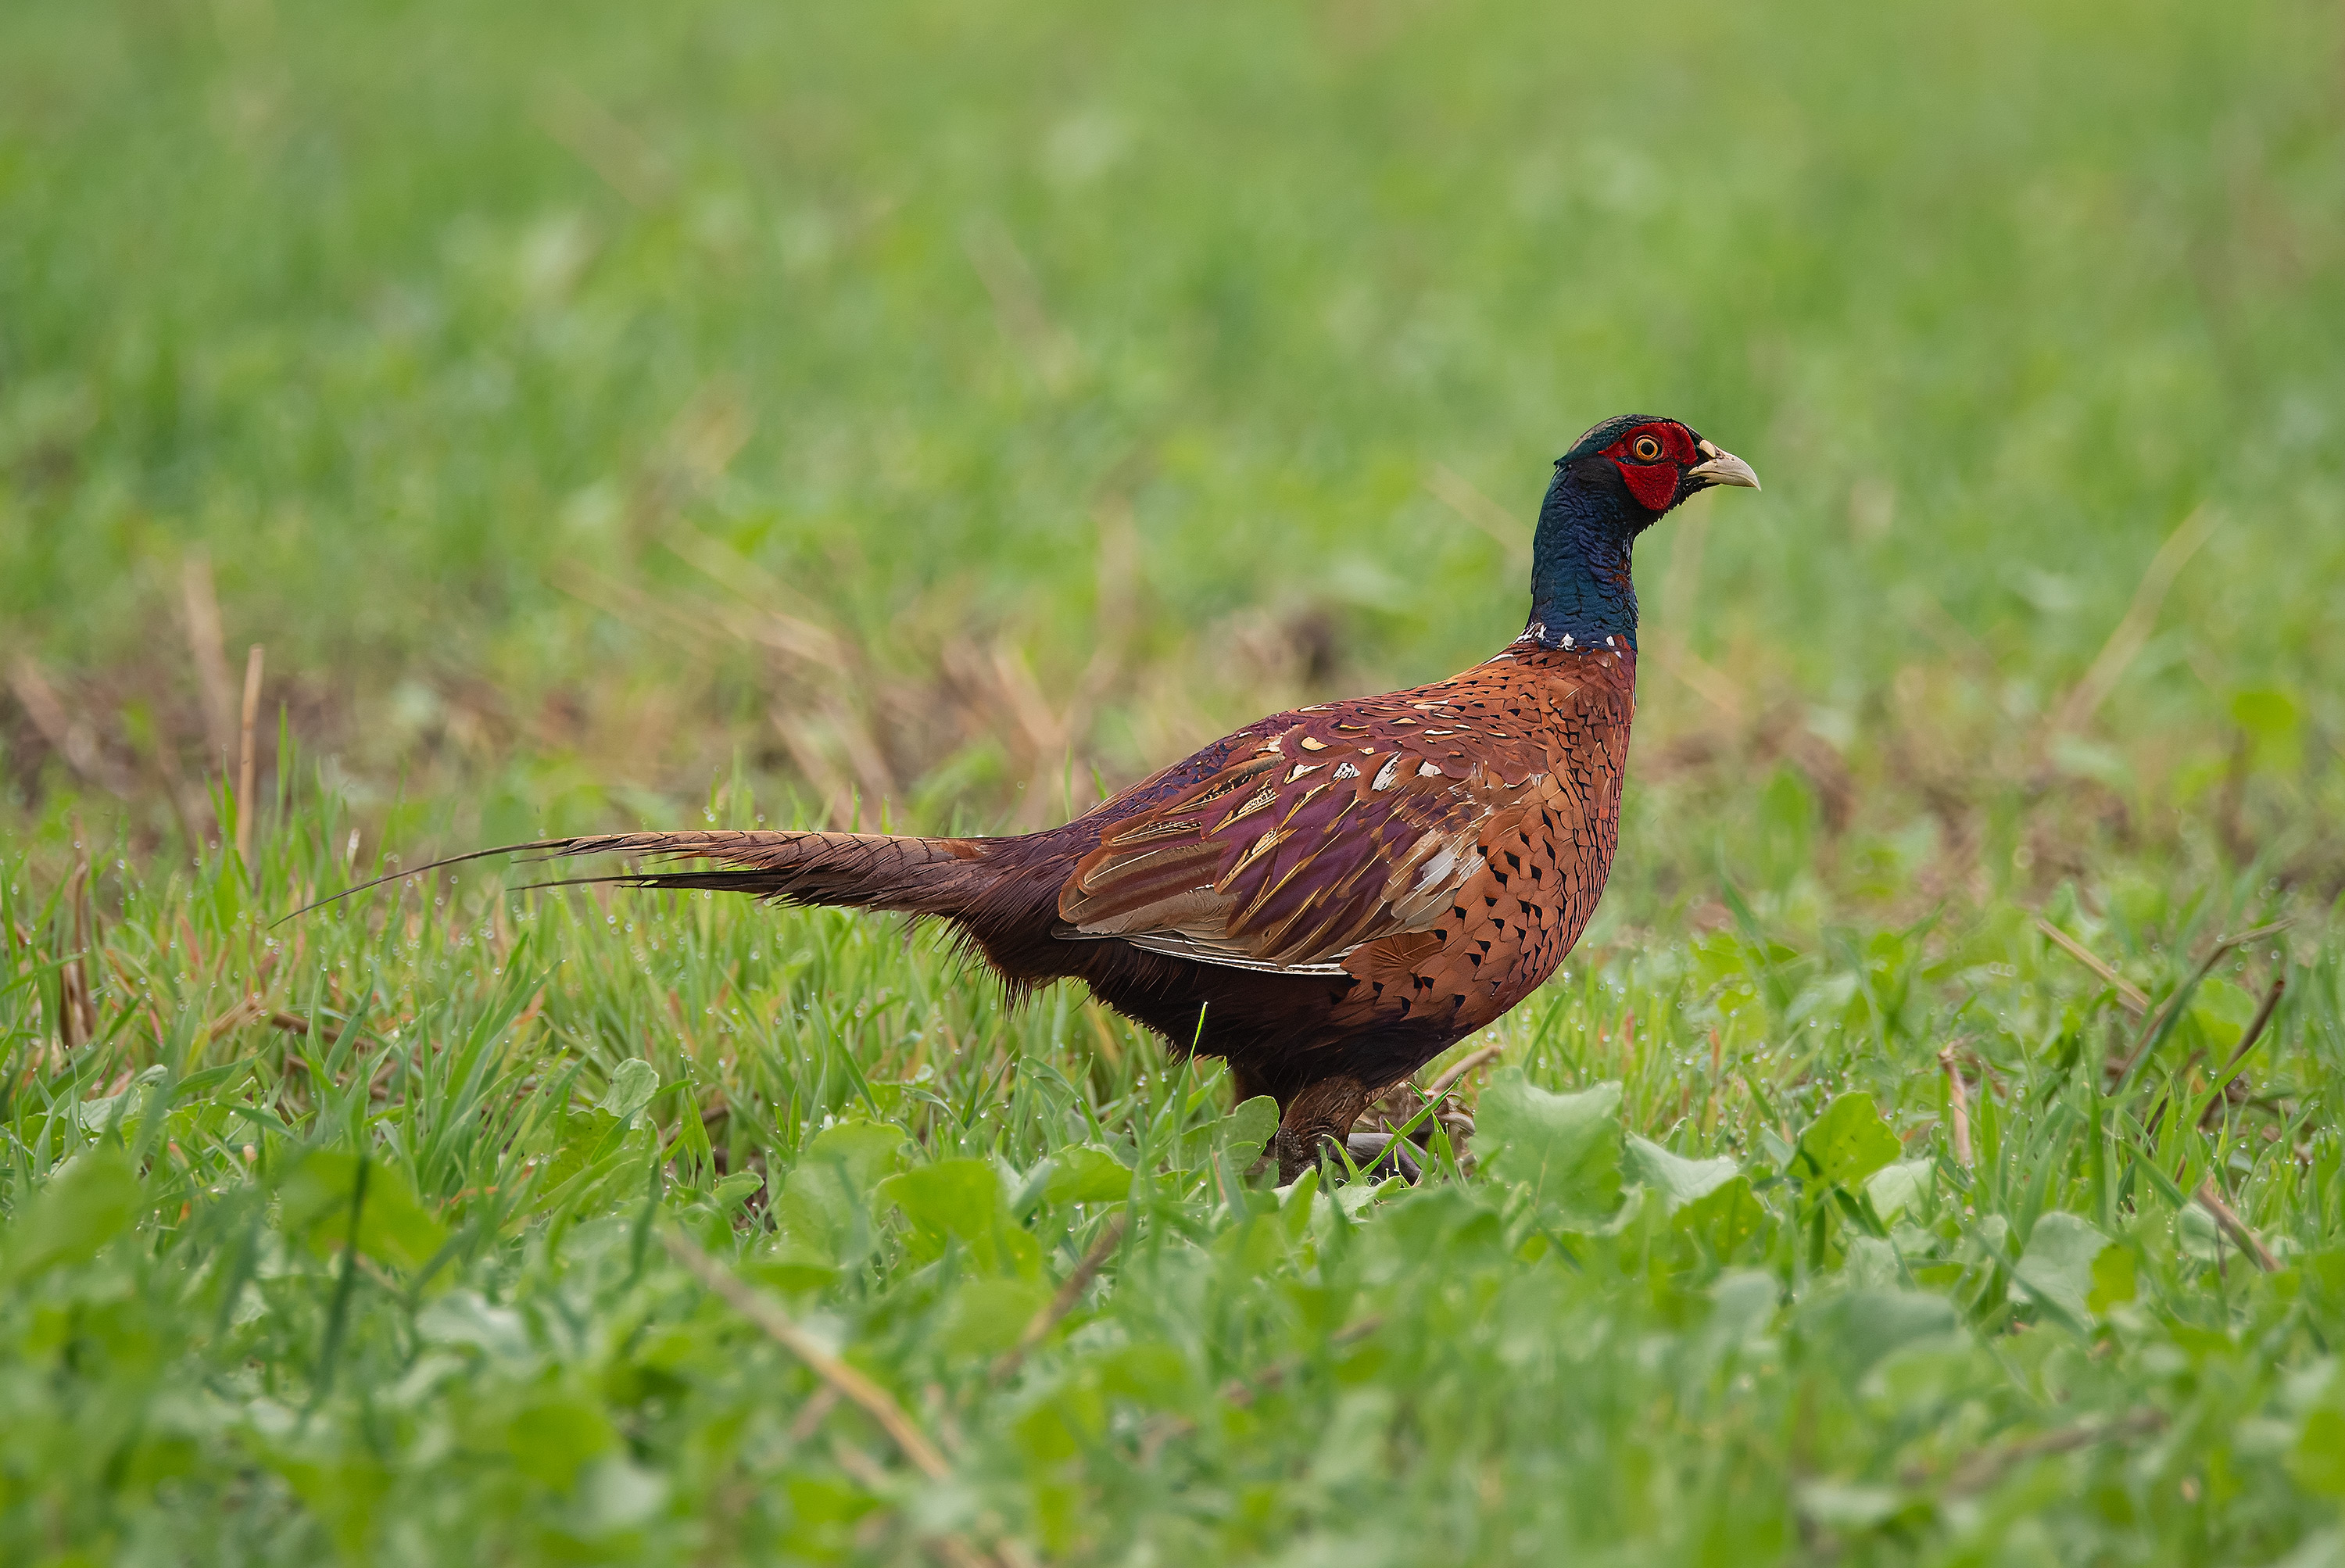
left=5, top=0, right=2345, bottom=1562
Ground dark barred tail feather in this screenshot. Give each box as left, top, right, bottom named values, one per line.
left=287, top=829, right=1004, bottom=925
left=532, top=830, right=995, bottom=913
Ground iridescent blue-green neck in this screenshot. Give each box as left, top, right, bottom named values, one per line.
left=1523, top=462, right=1642, bottom=652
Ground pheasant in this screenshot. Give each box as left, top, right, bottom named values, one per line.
left=338, top=415, right=1758, bottom=1180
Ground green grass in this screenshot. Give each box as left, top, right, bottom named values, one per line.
left=5, top=782, right=2343, bottom=1564
left=6, top=0, right=2345, bottom=1561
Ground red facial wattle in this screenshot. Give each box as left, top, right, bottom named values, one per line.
left=1615, top=460, right=1680, bottom=511
left=1599, top=421, right=1699, bottom=513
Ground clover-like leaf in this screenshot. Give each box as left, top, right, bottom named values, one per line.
left=2014, top=1211, right=2109, bottom=1324
left=5, top=1147, right=144, bottom=1283
left=278, top=1151, right=448, bottom=1273
left=1478, top=1072, right=1624, bottom=1230
left=1795, top=1094, right=1901, bottom=1190
left=1624, top=1134, right=1738, bottom=1212
left=596, top=1058, right=661, bottom=1122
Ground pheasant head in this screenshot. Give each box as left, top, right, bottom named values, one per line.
left=1523, top=414, right=1760, bottom=653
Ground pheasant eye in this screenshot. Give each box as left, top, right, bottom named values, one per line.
left=1631, top=435, right=1663, bottom=462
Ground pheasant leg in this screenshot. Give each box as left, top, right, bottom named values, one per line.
left=1273, top=1076, right=1372, bottom=1185
left=1343, top=1131, right=1423, bottom=1183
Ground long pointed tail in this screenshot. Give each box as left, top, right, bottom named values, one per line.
left=285, top=830, right=993, bottom=922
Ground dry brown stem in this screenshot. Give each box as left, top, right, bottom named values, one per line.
left=662, top=1227, right=953, bottom=1479
left=1901, top=1409, right=2167, bottom=1495
left=9, top=659, right=133, bottom=795
left=661, top=1229, right=1020, bottom=1568
left=1425, top=464, right=1531, bottom=563
left=236, top=644, right=264, bottom=866
left=1425, top=1041, right=1505, bottom=1101
left=536, top=79, right=668, bottom=208
left=55, top=857, right=98, bottom=1057
left=2193, top=1181, right=2280, bottom=1273
left=2042, top=506, right=2216, bottom=748
left=181, top=551, right=238, bottom=765
left=993, top=1212, right=1129, bottom=1382
left=2108, top=920, right=2291, bottom=1088
left=1939, top=1047, right=1974, bottom=1169
left=2032, top=915, right=2150, bottom=1015
left=2219, top=976, right=2286, bottom=1078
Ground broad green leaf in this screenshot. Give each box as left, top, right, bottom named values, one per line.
left=1041, top=1146, right=1133, bottom=1206
left=5, top=1147, right=143, bottom=1283
left=2088, top=1243, right=2139, bottom=1312
left=71, top=1064, right=168, bottom=1135
left=2176, top=1204, right=2222, bottom=1262
left=278, top=1151, right=449, bottom=1271
left=416, top=1291, right=532, bottom=1360
left=1097, top=1343, right=1193, bottom=1411
left=2232, top=687, right=2303, bottom=771
left=503, top=1388, right=615, bottom=1489
left=881, top=1157, right=999, bottom=1243
left=769, top=1119, right=908, bottom=1277
left=1624, top=1134, right=1737, bottom=1212
left=712, top=1171, right=765, bottom=1211
left=939, top=1276, right=1051, bottom=1357
left=534, top=1108, right=619, bottom=1196
left=2014, top=1212, right=2109, bottom=1323
left=1223, top=1094, right=1279, bottom=1155
left=1676, top=1175, right=1766, bottom=1258
left=1181, top=1094, right=1279, bottom=1169
left=260, top=1445, right=392, bottom=1562
left=1795, top=1094, right=1901, bottom=1190
left=2187, top=976, right=2258, bottom=1054
left=1865, top=1159, right=1934, bottom=1223
left=881, top=1157, right=1039, bottom=1276
left=529, top=1107, right=657, bottom=1222
left=1212, top=1213, right=1285, bottom=1273
left=2291, top=1409, right=2345, bottom=1498
left=1803, top=1288, right=1960, bottom=1384
left=596, top=1058, right=660, bottom=1121
left=1478, top=1072, right=1624, bottom=1230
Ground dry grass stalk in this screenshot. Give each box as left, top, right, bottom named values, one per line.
left=1939, top=1047, right=1974, bottom=1168
left=2108, top=920, right=2291, bottom=1089
left=1901, top=1408, right=2166, bottom=1495
left=202, top=994, right=270, bottom=1044
left=963, top=218, right=1079, bottom=392
left=9, top=658, right=133, bottom=795
left=1425, top=1041, right=1505, bottom=1101
left=536, top=78, right=668, bottom=208
left=1425, top=464, right=1531, bottom=563
left=662, top=1226, right=952, bottom=1477
left=55, top=857, right=98, bottom=1057
left=993, top=1212, right=1129, bottom=1382
left=1219, top=1316, right=1385, bottom=1409
left=2042, top=506, right=2215, bottom=748
left=236, top=644, right=264, bottom=866
left=2032, top=915, right=2150, bottom=1015
left=180, top=551, right=238, bottom=765
left=661, top=1228, right=1020, bottom=1568
left=2193, top=1181, right=2280, bottom=1273
left=2219, top=976, right=2286, bottom=1078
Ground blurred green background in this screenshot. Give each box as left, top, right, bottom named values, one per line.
left=5, top=0, right=2340, bottom=891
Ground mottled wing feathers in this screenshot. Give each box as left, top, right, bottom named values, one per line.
left=1059, top=678, right=1566, bottom=972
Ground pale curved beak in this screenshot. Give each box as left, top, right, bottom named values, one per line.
left=1687, top=439, right=1761, bottom=491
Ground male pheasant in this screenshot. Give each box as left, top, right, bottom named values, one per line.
left=342, top=415, right=1758, bottom=1180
